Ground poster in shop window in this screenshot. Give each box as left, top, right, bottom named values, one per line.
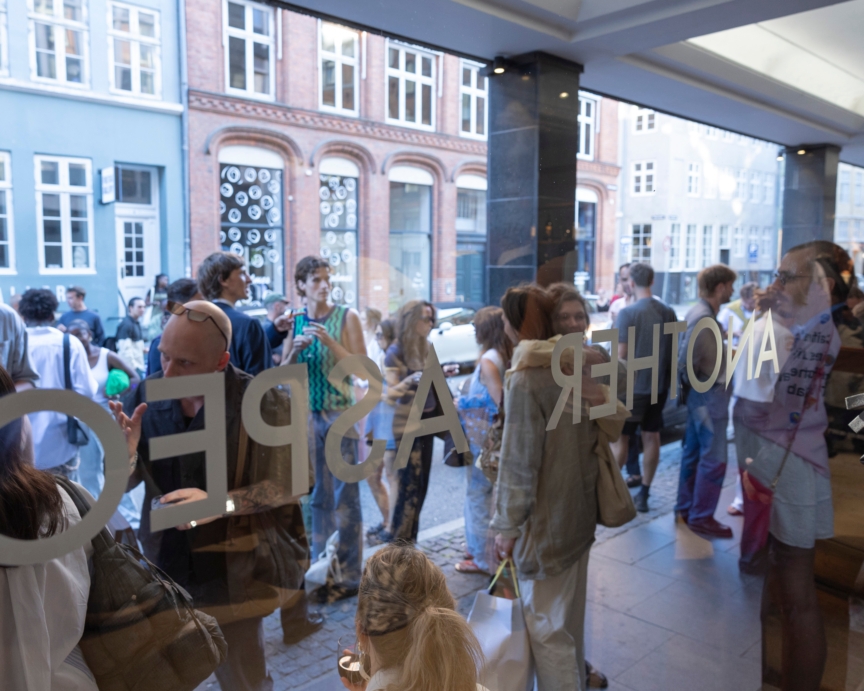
left=219, top=164, right=285, bottom=304
left=319, top=174, right=358, bottom=309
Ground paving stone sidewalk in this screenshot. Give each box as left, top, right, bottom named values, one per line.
left=198, top=440, right=706, bottom=691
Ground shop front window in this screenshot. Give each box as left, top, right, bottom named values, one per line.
left=318, top=166, right=358, bottom=308
left=455, top=179, right=486, bottom=304
left=219, top=161, right=283, bottom=303
left=389, top=171, right=432, bottom=311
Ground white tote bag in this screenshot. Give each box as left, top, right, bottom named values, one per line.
left=304, top=530, right=342, bottom=593
left=467, top=560, right=534, bottom=691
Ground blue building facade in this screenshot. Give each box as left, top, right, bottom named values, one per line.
left=0, top=0, right=184, bottom=334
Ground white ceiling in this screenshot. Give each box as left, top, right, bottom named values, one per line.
left=281, top=0, right=864, bottom=166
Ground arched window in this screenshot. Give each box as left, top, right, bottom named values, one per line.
left=388, top=165, right=433, bottom=310
left=319, top=156, right=360, bottom=308
left=218, top=145, right=285, bottom=302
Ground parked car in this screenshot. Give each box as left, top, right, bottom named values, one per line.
left=429, top=302, right=483, bottom=366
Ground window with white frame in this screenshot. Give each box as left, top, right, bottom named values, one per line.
left=108, top=2, right=160, bottom=96
left=0, top=0, right=8, bottom=76
left=29, top=0, right=89, bottom=84
left=719, top=167, right=735, bottom=200
left=634, top=108, right=655, bottom=133
left=736, top=169, right=747, bottom=200
left=319, top=22, right=358, bottom=115
left=668, top=223, right=681, bottom=271
left=764, top=173, right=775, bottom=205
left=460, top=60, right=487, bottom=139
left=632, top=161, right=654, bottom=195
left=34, top=155, right=93, bottom=272
left=687, top=162, right=701, bottom=196
left=387, top=42, right=436, bottom=129
left=855, top=171, right=863, bottom=206
left=750, top=171, right=762, bottom=202
left=733, top=225, right=744, bottom=257
left=0, top=152, right=13, bottom=271
left=224, top=0, right=274, bottom=99
left=854, top=220, right=864, bottom=242
left=761, top=226, right=773, bottom=260
left=577, top=94, right=597, bottom=159
left=718, top=224, right=729, bottom=249
left=631, top=224, right=651, bottom=263
left=839, top=169, right=850, bottom=203
left=701, top=225, right=714, bottom=267
left=684, top=223, right=697, bottom=270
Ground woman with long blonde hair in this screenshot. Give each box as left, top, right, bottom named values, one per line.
left=342, top=544, right=484, bottom=691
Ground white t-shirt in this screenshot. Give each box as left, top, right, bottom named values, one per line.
left=732, top=315, right=793, bottom=403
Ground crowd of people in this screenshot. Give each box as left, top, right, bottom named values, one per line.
left=1, top=237, right=862, bottom=691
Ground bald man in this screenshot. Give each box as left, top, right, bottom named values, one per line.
left=119, top=300, right=315, bottom=690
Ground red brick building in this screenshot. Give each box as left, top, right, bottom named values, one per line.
left=186, top=1, right=619, bottom=313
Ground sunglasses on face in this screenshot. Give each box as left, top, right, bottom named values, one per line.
left=166, top=301, right=230, bottom=347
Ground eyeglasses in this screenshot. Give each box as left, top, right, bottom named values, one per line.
left=166, top=301, right=230, bottom=347
left=774, top=271, right=811, bottom=286
left=423, top=316, right=435, bottom=324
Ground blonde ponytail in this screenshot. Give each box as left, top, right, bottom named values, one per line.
left=357, top=545, right=484, bottom=691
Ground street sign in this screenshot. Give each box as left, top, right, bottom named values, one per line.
left=101, top=166, right=115, bottom=204
left=748, top=242, right=759, bottom=263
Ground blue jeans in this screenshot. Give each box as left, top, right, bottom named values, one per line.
left=464, top=464, right=494, bottom=571
left=309, top=410, right=362, bottom=588
left=676, top=388, right=729, bottom=523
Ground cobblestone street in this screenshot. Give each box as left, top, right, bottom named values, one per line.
left=197, top=440, right=696, bottom=691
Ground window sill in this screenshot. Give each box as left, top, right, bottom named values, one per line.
left=0, top=268, right=17, bottom=275
left=0, top=78, right=182, bottom=113
left=225, top=87, right=276, bottom=103
left=459, top=131, right=487, bottom=142
left=108, top=87, right=163, bottom=101
left=319, top=104, right=358, bottom=118
left=385, top=117, right=436, bottom=133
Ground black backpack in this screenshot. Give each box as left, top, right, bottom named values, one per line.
left=55, top=477, right=228, bottom=691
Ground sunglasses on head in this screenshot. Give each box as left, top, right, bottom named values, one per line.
left=166, top=301, right=230, bottom=347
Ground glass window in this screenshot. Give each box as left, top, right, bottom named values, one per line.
left=633, top=108, right=655, bottom=132
left=319, top=172, right=358, bottom=308
left=668, top=222, right=681, bottom=270
left=750, top=171, right=762, bottom=202
left=34, top=155, right=93, bottom=272
left=319, top=23, right=358, bottom=114
left=687, top=162, right=701, bottom=196
left=220, top=162, right=284, bottom=301
left=632, top=161, right=655, bottom=195
left=763, top=172, right=775, bottom=205
left=115, top=166, right=152, bottom=204
left=701, top=224, right=714, bottom=267
left=109, top=3, right=160, bottom=96
left=761, top=226, right=773, bottom=260
left=29, top=0, right=88, bottom=84
left=224, top=0, right=274, bottom=99
left=732, top=225, right=744, bottom=257
left=0, top=151, right=13, bottom=271
left=459, top=60, right=487, bottom=139
left=684, top=223, right=697, bottom=269
left=577, top=95, right=596, bottom=160
left=839, top=169, right=850, bottom=203
left=718, top=224, right=729, bottom=248
left=631, top=223, right=652, bottom=263
left=855, top=170, right=863, bottom=206
left=389, top=181, right=431, bottom=310
left=455, top=188, right=486, bottom=234
left=736, top=169, right=747, bottom=200
left=386, top=42, right=436, bottom=130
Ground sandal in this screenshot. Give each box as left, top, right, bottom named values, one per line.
left=365, top=522, right=385, bottom=537
left=586, top=661, right=609, bottom=689
left=625, top=475, right=642, bottom=488
left=727, top=505, right=744, bottom=516
left=454, top=560, right=489, bottom=575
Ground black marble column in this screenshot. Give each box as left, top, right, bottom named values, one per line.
left=486, top=52, right=583, bottom=307
left=781, top=144, right=840, bottom=254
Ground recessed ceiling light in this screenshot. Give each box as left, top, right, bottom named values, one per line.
left=797, top=149, right=806, bottom=155
left=777, top=154, right=783, bottom=161
left=559, top=92, right=569, bottom=99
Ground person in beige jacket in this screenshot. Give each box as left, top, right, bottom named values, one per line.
left=492, top=284, right=627, bottom=691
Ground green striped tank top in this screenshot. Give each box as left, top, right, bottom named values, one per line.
left=294, top=305, right=355, bottom=412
